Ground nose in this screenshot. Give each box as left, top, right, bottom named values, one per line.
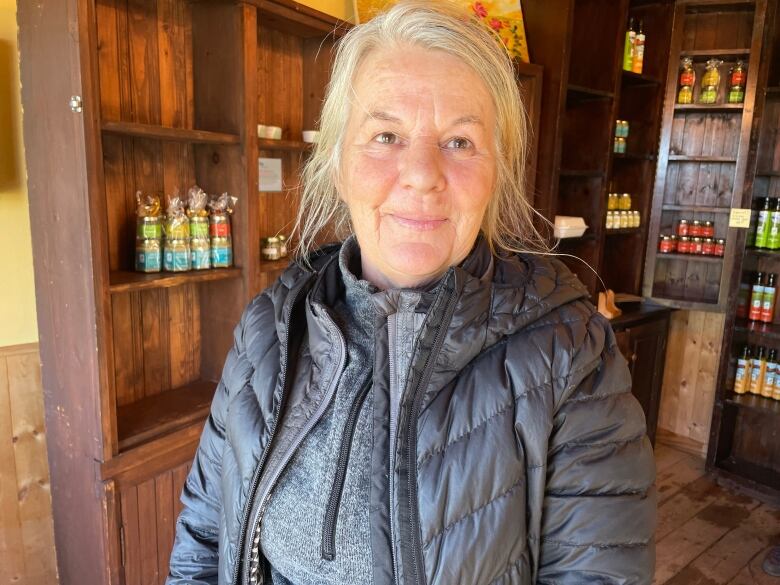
left=398, top=138, right=446, bottom=195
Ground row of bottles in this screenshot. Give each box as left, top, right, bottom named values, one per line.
left=623, top=17, right=646, bottom=74
left=734, top=345, right=780, bottom=400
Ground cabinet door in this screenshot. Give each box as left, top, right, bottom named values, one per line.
left=114, top=460, right=192, bottom=585
left=624, top=318, right=670, bottom=444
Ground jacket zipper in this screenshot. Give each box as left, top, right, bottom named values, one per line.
left=400, top=278, right=458, bottom=585
left=229, top=279, right=310, bottom=585
left=321, top=372, right=373, bottom=561
left=242, top=310, right=347, bottom=584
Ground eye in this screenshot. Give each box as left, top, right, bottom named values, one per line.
left=373, top=132, right=399, bottom=145
left=445, top=137, right=473, bottom=150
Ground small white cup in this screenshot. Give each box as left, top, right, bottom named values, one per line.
left=302, top=130, right=320, bottom=143
left=268, top=126, right=282, bottom=140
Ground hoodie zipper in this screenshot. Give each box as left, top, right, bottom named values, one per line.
left=242, top=311, right=347, bottom=584
left=230, top=279, right=310, bottom=585
left=399, top=277, right=458, bottom=585
left=321, top=372, right=373, bottom=561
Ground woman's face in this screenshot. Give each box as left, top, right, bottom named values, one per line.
left=338, top=45, right=498, bottom=289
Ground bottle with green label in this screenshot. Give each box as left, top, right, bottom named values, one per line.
left=767, top=199, right=780, bottom=250
left=755, top=197, right=773, bottom=249
left=623, top=18, right=636, bottom=71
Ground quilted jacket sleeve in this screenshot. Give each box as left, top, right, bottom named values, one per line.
left=537, top=309, right=657, bottom=585
left=165, top=296, right=262, bottom=584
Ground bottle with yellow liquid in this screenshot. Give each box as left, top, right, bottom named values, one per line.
left=762, top=348, right=777, bottom=398
left=733, top=345, right=751, bottom=395
left=749, top=346, right=767, bottom=395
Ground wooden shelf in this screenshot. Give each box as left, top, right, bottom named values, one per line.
left=656, top=252, right=724, bottom=263
left=566, top=84, right=614, bottom=104
left=668, top=154, right=737, bottom=162
left=756, top=169, right=780, bottom=177
left=673, top=103, right=744, bottom=112
left=661, top=204, right=732, bottom=213
left=559, top=169, right=606, bottom=178
left=257, top=138, right=314, bottom=151
left=716, top=457, right=780, bottom=495
left=556, top=233, right=597, bottom=243
left=102, top=121, right=240, bottom=144
left=679, top=48, right=751, bottom=60
left=605, top=228, right=642, bottom=235
left=679, top=0, right=755, bottom=6
left=734, top=318, right=780, bottom=339
left=766, top=86, right=780, bottom=95
left=746, top=248, right=780, bottom=258
left=109, top=267, right=242, bottom=293
left=724, top=393, right=780, bottom=416
left=621, top=70, right=662, bottom=87
left=117, top=379, right=215, bottom=452
left=613, top=152, right=657, bottom=161
left=259, top=257, right=292, bottom=275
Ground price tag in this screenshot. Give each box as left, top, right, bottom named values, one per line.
left=729, top=208, right=751, bottom=229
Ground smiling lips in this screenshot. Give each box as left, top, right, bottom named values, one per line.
left=389, top=214, right=448, bottom=231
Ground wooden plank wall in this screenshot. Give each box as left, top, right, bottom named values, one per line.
left=0, top=343, right=58, bottom=584
left=658, top=310, right=727, bottom=456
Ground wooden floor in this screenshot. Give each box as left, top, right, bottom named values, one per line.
left=654, top=443, right=780, bottom=584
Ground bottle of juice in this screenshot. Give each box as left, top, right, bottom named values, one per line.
left=734, top=345, right=751, bottom=394
left=761, top=273, right=777, bottom=323
left=624, top=18, right=636, bottom=71
left=632, top=20, right=645, bottom=74
left=749, top=345, right=767, bottom=395
left=749, top=272, right=765, bottom=321
left=767, top=199, right=780, bottom=250
left=754, top=198, right=773, bottom=249
left=762, top=349, right=777, bottom=398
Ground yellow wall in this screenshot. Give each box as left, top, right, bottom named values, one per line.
left=0, top=0, right=351, bottom=348
left=0, top=0, right=36, bottom=347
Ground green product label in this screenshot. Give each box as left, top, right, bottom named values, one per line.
left=755, top=211, right=771, bottom=247
left=767, top=212, right=780, bottom=249
left=763, top=287, right=776, bottom=312
left=623, top=32, right=635, bottom=71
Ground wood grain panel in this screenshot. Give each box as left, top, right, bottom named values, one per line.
left=659, top=310, right=726, bottom=445
left=0, top=344, right=57, bottom=585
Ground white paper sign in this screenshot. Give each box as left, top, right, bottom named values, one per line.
left=259, top=158, right=282, bottom=192
left=729, top=208, right=751, bottom=229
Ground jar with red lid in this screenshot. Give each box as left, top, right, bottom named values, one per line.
left=691, top=220, right=702, bottom=237
left=692, top=237, right=704, bottom=254
left=677, top=219, right=690, bottom=237
left=703, top=238, right=716, bottom=255
left=702, top=221, right=715, bottom=238
left=659, top=235, right=674, bottom=254
left=715, top=238, right=726, bottom=257
left=678, top=236, right=691, bottom=254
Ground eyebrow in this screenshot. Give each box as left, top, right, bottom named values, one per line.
left=362, top=110, right=484, bottom=128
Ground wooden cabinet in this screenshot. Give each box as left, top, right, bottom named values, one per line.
left=524, top=0, right=674, bottom=298
left=18, top=1, right=348, bottom=582
left=612, top=306, right=673, bottom=445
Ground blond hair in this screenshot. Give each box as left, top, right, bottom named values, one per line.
left=292, top=0, right=548, bottom=261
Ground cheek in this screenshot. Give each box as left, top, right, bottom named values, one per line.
left=448, top=162, right=495, bottom=218
left=344, top=152, right=398, bottom=209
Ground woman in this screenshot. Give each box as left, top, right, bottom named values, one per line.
left=166, top=2, right=656, bottom=584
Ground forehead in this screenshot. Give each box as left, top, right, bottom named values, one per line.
left=351, top=45, right=494, bottom=117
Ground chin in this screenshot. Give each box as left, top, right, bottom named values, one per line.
left=384, top=242, right=450, bottom=281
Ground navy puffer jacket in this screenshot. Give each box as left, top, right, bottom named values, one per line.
left=166, top=238, right=656, bottom=585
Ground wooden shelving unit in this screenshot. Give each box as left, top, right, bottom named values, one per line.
left=707, top=1, right=780, bottom=502
left=18, top=0, right=349, bottom=582
left=643, top=0, right=768, bottom=311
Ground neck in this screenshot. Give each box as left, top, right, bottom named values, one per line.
left=360, top=258, right=448, bottom=291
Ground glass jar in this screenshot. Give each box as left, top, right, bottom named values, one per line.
left=659, top=235, right=674, bottom=254
left=677, top=219, right=690, bottom=237
left=715, top=238, right=726, bottom=257
left=606, top=211, right=614, bottom=230
left=692, top=236, right=704, bottom=255
left=691, top=220, right=703, bottom=237
left=678, top=85, right=694, bottom=104
left=678, top=236, right=691, bottom=254
left=261, top=236, right=281, bottom=261
left=137, top=216, right=162, bottom=240
left=163, top=239, right=191, bottom=272
left=278, top=234, right=288, bottom=257
left=607, top=192, right=618, bottom=211
left=621, top=193, right=632, bottom=210
left=703, top=238, right=716, bottom=256
left=702, top=221, right=715, bottom=238
left=702, top=58, right=723, bottom=87
left=679, top=57, right=695, bottom=87
left=700, top=85, right=718, bottom=104
left=729, top=61, right=746, bottom=88
left=619, top=211, right=629, bottom=228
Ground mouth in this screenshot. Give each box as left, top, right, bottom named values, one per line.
left=389, top=214, right=448, bottom=231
